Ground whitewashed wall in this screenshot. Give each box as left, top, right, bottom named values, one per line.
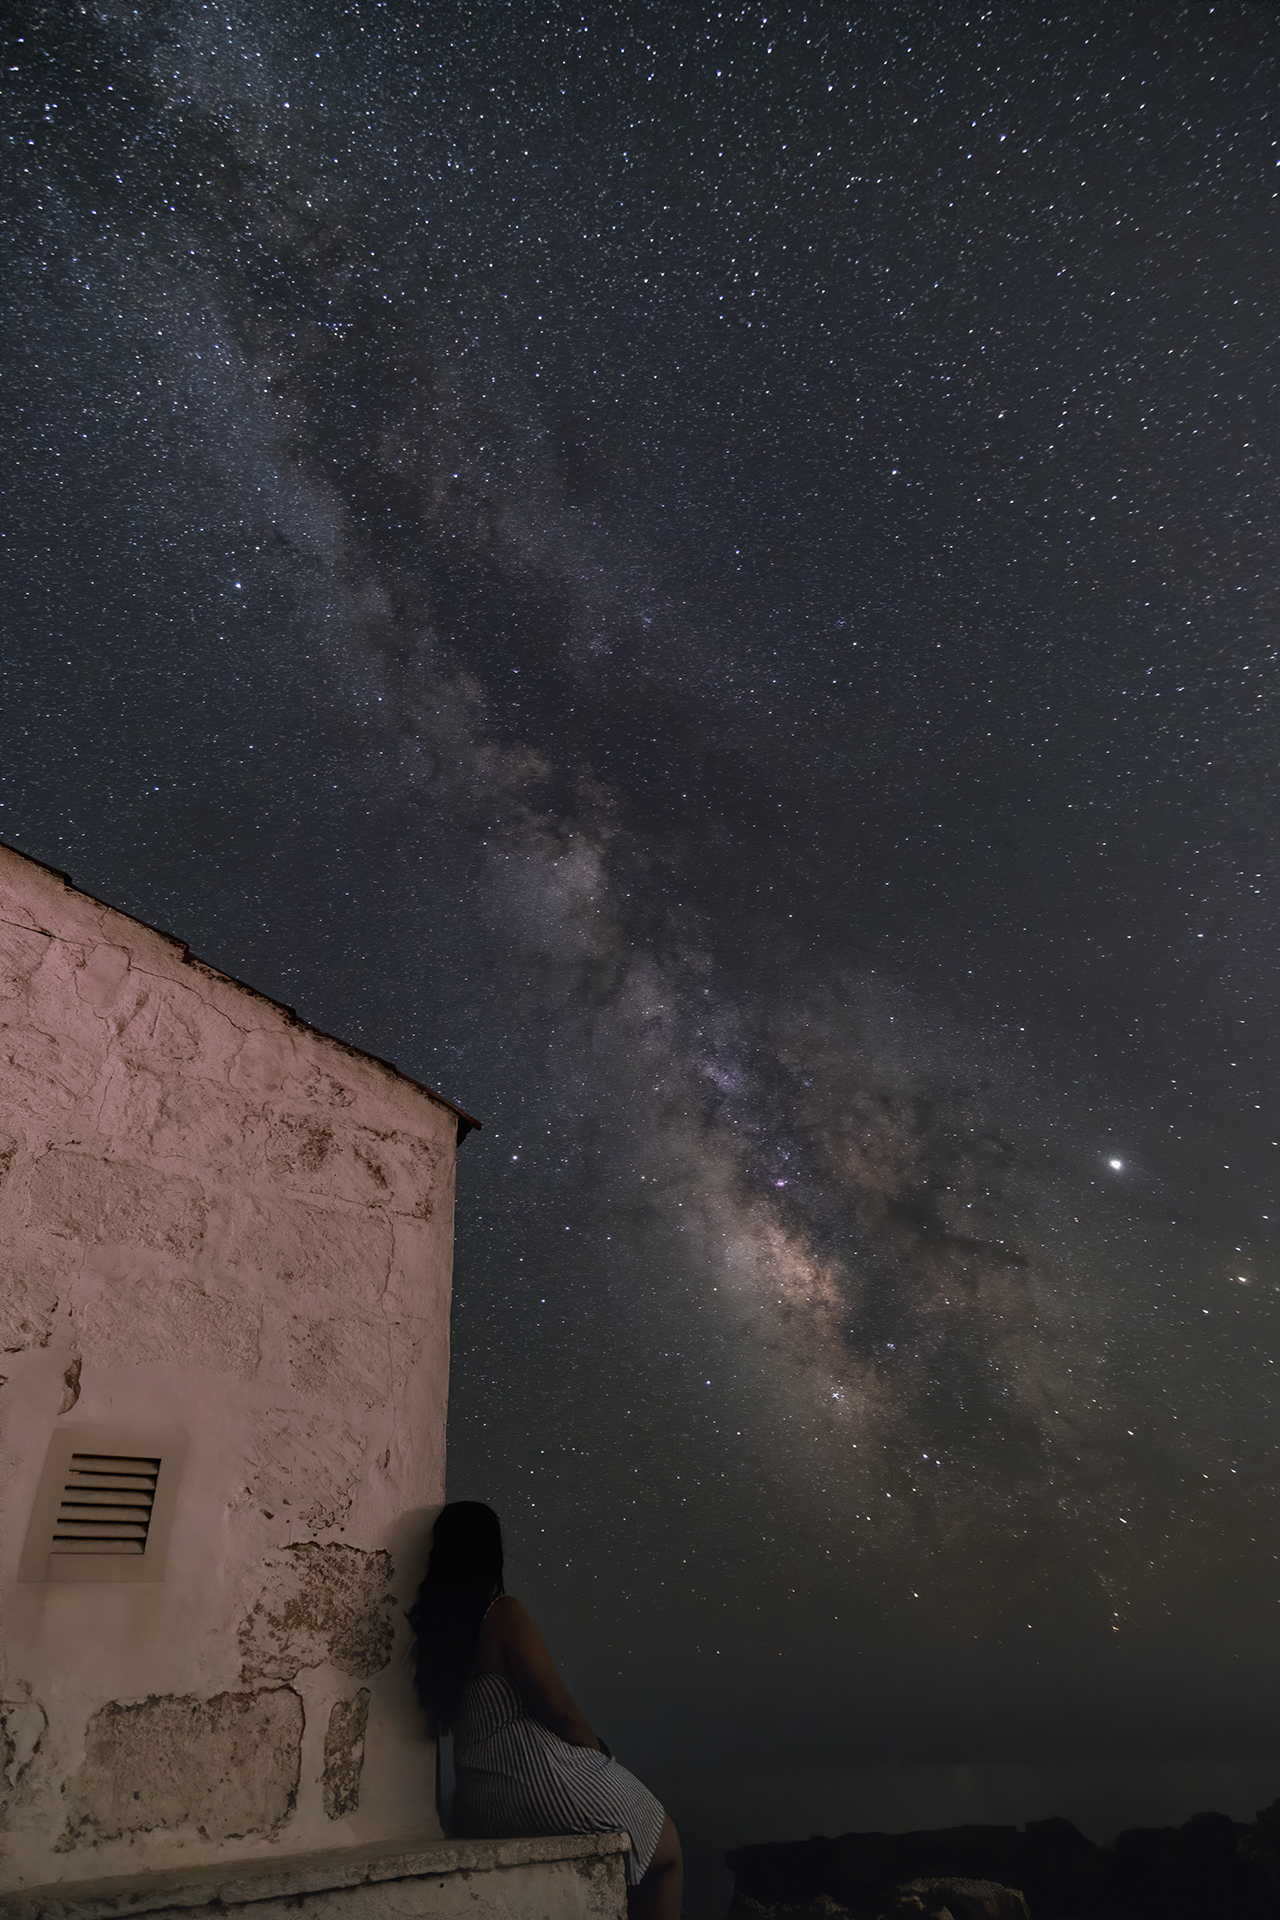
left=0, top=843, right=468, bottom=1892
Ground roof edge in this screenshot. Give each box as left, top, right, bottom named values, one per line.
left=0, top=838, right=482, bottom=1145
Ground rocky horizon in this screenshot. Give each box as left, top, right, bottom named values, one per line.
left=725, top=1796, right=1280, bottom=1918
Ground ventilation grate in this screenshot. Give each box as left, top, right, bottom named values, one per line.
left=51, top=1453, right=160, bottom=1555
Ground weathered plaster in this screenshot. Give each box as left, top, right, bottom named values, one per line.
left=0, top=844, right=471, bottom=1893
left=1, top=1241, right=74, bottom=1356
left=2, top=1697, right=49, bottom=1792
left=323, top=1691, right=371, bottom=1820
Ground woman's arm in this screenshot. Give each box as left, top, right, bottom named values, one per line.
left=492, top=1597, right=603, bottom=1751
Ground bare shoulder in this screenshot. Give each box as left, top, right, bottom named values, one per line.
left=473, top=1594, right=527, bottom=1674
left=475, top=1595, right=532, bottom=1643
left=486, top=1595, right=542, bottom=1644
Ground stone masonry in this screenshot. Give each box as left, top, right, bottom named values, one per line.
left=0, top=841, right=477, bottom=1894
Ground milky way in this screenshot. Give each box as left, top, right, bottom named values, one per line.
left=5, top=0, right=1280, bottom=1892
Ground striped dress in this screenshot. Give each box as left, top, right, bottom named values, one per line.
left=451, top=1670, right=665, bottom=1888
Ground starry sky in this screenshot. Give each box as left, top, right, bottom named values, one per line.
left=5, top=0, right=1280, bottom=1905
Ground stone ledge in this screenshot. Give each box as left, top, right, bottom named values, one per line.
left=1, top=1830, right=632, bottom=1920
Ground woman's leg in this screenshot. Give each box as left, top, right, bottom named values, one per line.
left=627, top=1815, right=683, bottom=1920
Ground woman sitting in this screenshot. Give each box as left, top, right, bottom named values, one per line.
left=415, top=1501, right=683, bottom=1920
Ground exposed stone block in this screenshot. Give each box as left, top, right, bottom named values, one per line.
left=322, top=1690, right=371, bottom=1819
left=239, top=1544, right=396, bottom=1683
left=108, top=1066, right=258, bottom=1173
left=287, top=1311, right=390, bottom=1406
left=217, top=1193, right=393, bottom=1304
left=72, top=1272, right=261, bottom=1376
left=59, top=1689, right=303, bottom=1847
left=27, top=1151, right=206, bottom=1257
left=3, top=1027, right=102, bottom=1110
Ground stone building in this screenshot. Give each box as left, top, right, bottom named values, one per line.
left=0, top=841, right=483, bottom=1897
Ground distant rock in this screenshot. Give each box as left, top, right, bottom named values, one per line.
left=725, top=1797, right=1280, bottom=1916
left=727, top=1891, right=1027, bottom=1920
left=730, top=1894, right=854, bottom=1920
left=876, top=1878, right=1029, bottom=1920
left=1113, top=1808, right=1245, bottom=1916
left=726, top=1822, right=1063, bottom=1916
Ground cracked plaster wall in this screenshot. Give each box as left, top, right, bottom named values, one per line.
left=0, top=845, right=461, bottom=1892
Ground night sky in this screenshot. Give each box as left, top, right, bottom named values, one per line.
left=5, top=0, right=1280, bottom=1907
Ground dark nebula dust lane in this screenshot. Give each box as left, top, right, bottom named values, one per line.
left=5, top=0, right=1280, bottom=1894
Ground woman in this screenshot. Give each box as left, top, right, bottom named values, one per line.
left=415, top=1502, right=682, bottom=1920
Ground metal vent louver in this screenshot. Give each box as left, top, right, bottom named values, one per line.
left=52, top=1453, right=160, bottom=1555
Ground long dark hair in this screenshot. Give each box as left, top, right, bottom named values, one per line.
left=413, top=1501, right=505, bottom=1732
